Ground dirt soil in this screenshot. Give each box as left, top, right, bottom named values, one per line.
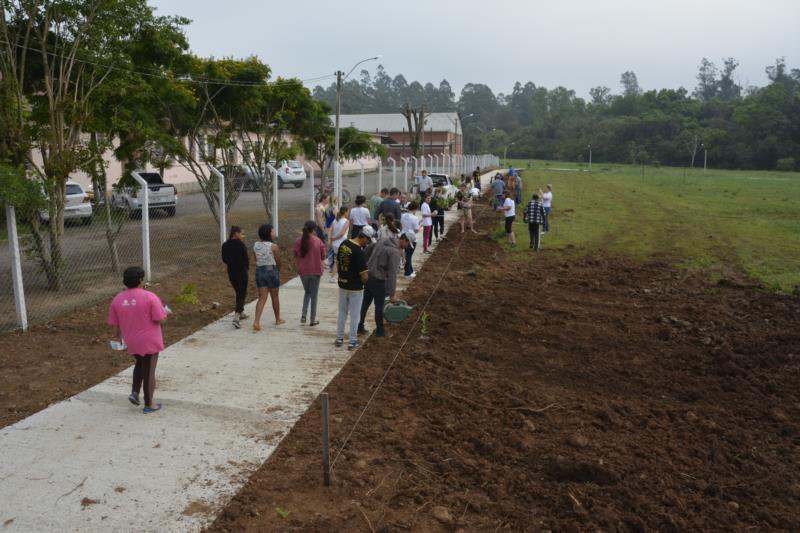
left=208, top=203, right=800, bottom=532
left=0, top=228, right=301, bottom=429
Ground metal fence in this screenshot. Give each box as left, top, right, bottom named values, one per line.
left=0, top=154, right=498, bottom=333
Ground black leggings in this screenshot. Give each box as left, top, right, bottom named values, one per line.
left=132, top=354, right=159, bottom=407
left=433, top=214, right=445, bottom=238
left=229, top=276, right=248, bottom=314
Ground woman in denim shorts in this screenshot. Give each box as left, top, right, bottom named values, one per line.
left=252, top=223, right=285, bottom=331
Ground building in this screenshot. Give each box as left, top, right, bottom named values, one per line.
left=332, top=112, right=464, bottom=160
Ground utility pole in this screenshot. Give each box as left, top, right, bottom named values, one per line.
left=588, top=144, right=592, bottom=171
left=334, top=70, right=343, bottom=203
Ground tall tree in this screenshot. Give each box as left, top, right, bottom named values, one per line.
left=694, top=58, right=719, bottom=101
left=620, top=71, right=642, bottom=97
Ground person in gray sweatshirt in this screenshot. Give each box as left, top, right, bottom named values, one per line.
left=357, top=231, right=411, bottom=337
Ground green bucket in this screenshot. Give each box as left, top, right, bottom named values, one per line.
left=383, top=300, right=415, bottom=323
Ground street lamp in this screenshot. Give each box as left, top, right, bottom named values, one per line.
left=588, top=144, right=592, bottom=171
left=503, top=142, right=516, bottom=167
left=449, top=113, right=473, bottom=157
left=334, top=54, right=382, bottom=203
left=701, top=143, right=707, bottom=174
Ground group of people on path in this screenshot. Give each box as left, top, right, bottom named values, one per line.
left=491, top=169, right=553, bottom=250
left=106, top=167, right=556, bottom=414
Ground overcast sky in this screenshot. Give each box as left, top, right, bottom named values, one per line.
left=150, top=0, right=799, bottom=99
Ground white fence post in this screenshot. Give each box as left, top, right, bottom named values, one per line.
left=209, top=166, right=226, bottom=244
left=403, top=157, right=411, bottom=192
left=130, top=172, right=151, bottom=282
left=387, top=157, right=396, bottom=188
left=266, top=163, right=279, bottom=236
left=6, top=205, right=28, bottom=331
left=358, top=160, right=365, bottom=196
left=377, top=159, right=383, bottom=192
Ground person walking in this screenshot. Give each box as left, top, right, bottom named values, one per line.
left=349, top=195, right=372, bottom=238
left=108, top=266, right=167, bottom=414
left=542, top=184, right=553, bottom=233
left=358, top=231, right=409, bottom=337
left=400, top=201, right=420, bottom=278
left=370, top=188, right=387, bottom=221
left=375, top=187, right=401, bottom=223
left=420, top=193, right=433, bottom=254
left=315, top=194, right=330, bottom=242
left=336, top=227, right=373, bottom=350
left=457, top=192, right=478, bottom=234
left=252, top=223, right=285, bottom=331
left=329, top=206, right=350, bottom=283
left=523, top=192, right=546, bottom=250
left=515, top=170, right=523, bottom=205
left=221, top=225, right=249, bottom=329
left=498, top=190, right=517, bottom=248
left=378, top=213, right=400, bottom=241
left=294, top=220, right=326, bottom=326
left=417, top=169, right=433, bottom=202
left=430, top=188, right=446, bottom=241
left=492, top=174, right=505, bottom=207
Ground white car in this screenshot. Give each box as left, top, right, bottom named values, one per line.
left=269, top=159, right=307, bottom=188
left=427, top=173, right=459, bottom=200
left=39, top=180, right=93, bottom=225
left=111, top=172, right=177, bottom=218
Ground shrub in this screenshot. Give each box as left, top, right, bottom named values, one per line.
left=776, top=158, right=796, bottom=172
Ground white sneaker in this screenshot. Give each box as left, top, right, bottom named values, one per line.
left=404, top=273, right=416, bottom=279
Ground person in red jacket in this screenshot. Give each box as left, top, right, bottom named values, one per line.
left=293, top=220, right=327, bottom=326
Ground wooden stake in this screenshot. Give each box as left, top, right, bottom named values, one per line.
left=321, top=392, right=331, bottom=486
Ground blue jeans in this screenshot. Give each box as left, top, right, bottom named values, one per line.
left=404, top=241, right=416, bottom=276
left=543, top=207, right=551, bottom=232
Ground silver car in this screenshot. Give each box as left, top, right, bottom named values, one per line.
left=270, top=160, right=307, bottom=188
left=39, top=180, right=93, bottom=225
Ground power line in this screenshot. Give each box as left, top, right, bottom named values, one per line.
left=1, top=39, right=335, bottom=88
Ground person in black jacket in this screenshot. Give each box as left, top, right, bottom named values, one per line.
left=221, top=225, right=249, bottom=329
left=430, top=188, right=446, bottom=241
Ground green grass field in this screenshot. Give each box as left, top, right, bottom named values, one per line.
left=495, top=159, right=800, bottom=292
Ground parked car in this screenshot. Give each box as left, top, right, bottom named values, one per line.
left=219, top=164, right=262, bottom=192
left=269, top=159, right=307, bottom=188
left=111, top=172, right=177, bottom=218
left=39, top=179, right=93, bottom=225
left=427, top=173, right=458, bottom=200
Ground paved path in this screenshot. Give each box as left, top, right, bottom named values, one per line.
left=0, top=171, right=496, bottom=532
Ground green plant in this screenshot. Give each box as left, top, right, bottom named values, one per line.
left=275, top=507, right=290, bottom=519
left=420, top=311, right=429, bottom=336
left=174, top=284, right=200, bottom=306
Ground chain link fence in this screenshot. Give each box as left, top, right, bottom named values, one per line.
left=0, top=154, right=498, bottom=334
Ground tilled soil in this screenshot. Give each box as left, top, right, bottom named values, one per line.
left=209, top=204, right=800, bottom=531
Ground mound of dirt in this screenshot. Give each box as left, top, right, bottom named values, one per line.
left=209, top=204, right=800, bottom=531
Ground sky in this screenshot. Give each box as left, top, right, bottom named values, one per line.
left=149, top=0, right=800, bottom=99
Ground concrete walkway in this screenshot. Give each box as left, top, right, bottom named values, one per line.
left=0, top=171, right=497, bottom=532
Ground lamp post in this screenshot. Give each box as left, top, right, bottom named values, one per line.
left=701, top=143, right=707, bottom=174
left=588, top=144, right=592, bottom=171
left=334, top=54, right=381, bottom=203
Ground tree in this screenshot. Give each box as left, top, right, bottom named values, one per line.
left=620, top=71, right=642, bottom=97
left=0, top=0, right=166, bottom=289
left=718, top=58, right=742, bottom=101
left=400, top=102, right=429, bottom=162
left=589, top=86, right=612, bottom=106
left=694, top=58, right=718, bottom=101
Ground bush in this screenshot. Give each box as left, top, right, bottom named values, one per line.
left=776, top=158, right=796, bottom=172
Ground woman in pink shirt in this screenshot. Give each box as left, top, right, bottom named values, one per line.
left=108, top=266, right=167, bottom=414
left=293, top=220, right=327, bottom=326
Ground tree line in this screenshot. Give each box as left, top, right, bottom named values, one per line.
left=313, top=58, right=800, bottom=171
